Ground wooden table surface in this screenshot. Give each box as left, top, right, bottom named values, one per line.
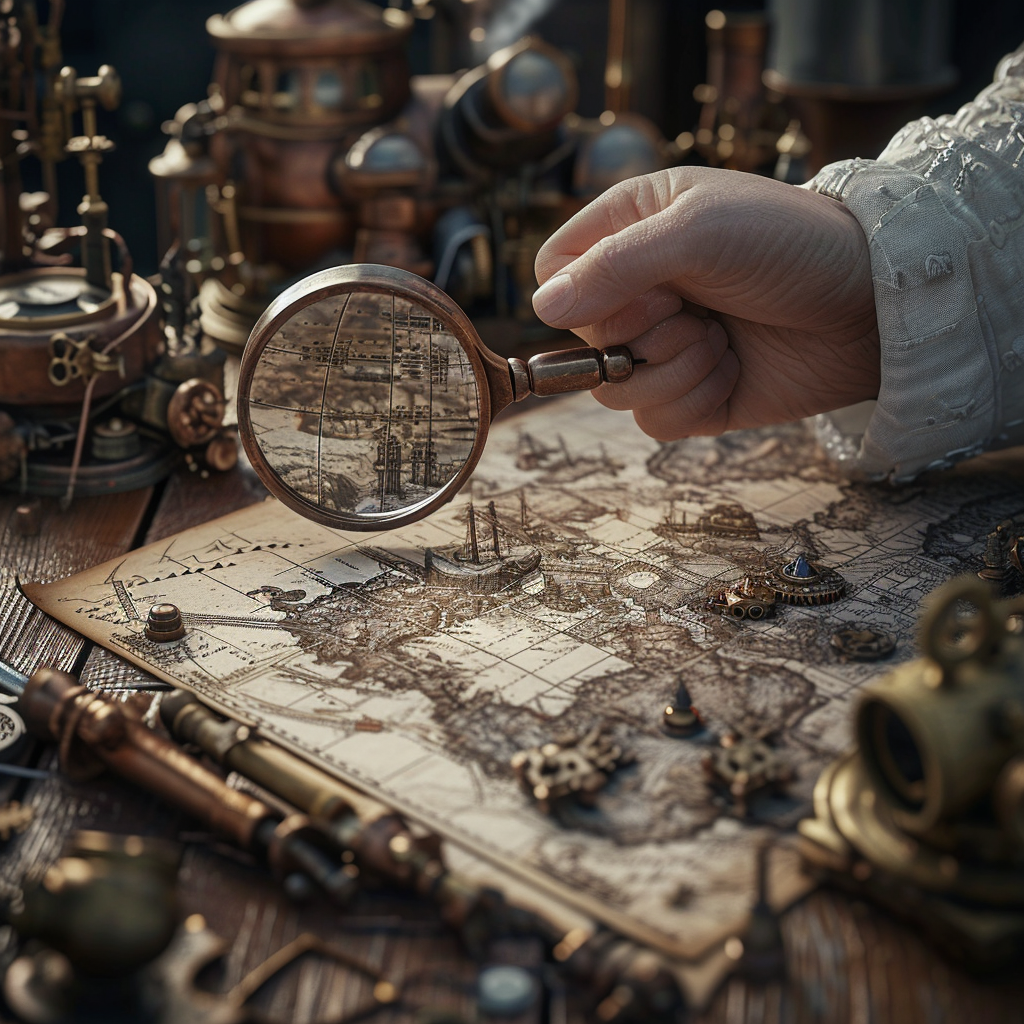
left=1, top=458, right=1023, bottom=1024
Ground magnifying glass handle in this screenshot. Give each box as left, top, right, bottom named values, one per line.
left=508, top=345, right=634, bottom=401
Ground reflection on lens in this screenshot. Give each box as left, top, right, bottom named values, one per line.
left=247, top=289, right=480, bottom=520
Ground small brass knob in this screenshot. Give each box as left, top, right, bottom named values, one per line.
left=145, top=604, right=185, bottom=643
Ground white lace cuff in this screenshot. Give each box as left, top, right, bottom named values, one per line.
left=806, top=43, right=1024, bottom=481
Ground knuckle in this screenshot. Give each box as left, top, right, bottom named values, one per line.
left=591, top=384, right=631, bottom=411
left=588, top=240, right=633, bottom=295
left=634, top=405, right=685, bottom=442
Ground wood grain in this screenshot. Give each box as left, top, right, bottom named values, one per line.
left=4, top=464, right=1024, bottom=1023
left=0, top=489, right=152, bottom=677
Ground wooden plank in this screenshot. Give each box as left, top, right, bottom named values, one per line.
left=692, top=891, right=1024, bottom=1023
left=0, top=489, right=152, bottom=676
left=144, top=457, right=268, bottom=545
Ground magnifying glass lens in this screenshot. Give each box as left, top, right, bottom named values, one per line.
left=239, top=268, right=485, bottom=531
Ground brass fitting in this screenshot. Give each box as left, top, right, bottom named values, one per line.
left=854, top=579, right=1024, bottom=835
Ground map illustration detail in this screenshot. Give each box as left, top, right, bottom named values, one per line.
left=27, top=395, right=1024, bottom=963
left=247, top=289, right=479, bottom=518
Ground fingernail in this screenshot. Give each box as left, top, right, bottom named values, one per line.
left=532, top=274, right=577, bottom=322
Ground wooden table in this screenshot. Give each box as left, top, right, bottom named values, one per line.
left=1, top=459, right=1023, bottom=1024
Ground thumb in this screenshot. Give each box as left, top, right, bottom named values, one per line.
left=533, top=180, right=702, bottom=329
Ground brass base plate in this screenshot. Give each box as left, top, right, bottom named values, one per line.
left=799, top=754, right=1024, bottom=969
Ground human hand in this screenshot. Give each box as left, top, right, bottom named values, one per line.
left=532, top=167, right=880, bottom=440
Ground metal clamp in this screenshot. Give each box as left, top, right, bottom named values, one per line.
left=47, top=331, right=124, bottom=386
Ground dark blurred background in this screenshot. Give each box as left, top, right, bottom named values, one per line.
left=29, top=0, right=1024, bottom=276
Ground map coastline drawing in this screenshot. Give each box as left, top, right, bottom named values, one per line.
left=26, top=394, right=1024, bottom=965
left=246, top=289, right=480, bottom=519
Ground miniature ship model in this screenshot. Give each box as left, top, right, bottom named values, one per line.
left=425, top=500, right=540, bottom=593
left=661, top=501, right=761, bottom=540
left=800, top=576, right=1024, bottom=967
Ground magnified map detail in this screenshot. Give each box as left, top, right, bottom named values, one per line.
left=248, top=290, right=480, bottom=518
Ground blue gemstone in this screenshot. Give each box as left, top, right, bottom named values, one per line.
left=784, top=555, right=814, bottom=579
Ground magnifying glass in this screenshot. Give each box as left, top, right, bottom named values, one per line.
left=237, top=264, right=635, bottom=531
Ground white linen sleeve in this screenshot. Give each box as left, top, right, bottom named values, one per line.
left=805, top=43, right=1024, bottom=481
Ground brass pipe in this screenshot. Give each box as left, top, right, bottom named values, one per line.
left=605, top=0, right=629, bottom=114
left=854, top=581, right=1024, bottom=834
left=18, top=667, right=362, bottom=904
left=162, top=694, right=386, bottom=826
left=161, top=691, right=467, bottom=910
left=21, top=667, right=275, bottom=849
left=159, top=691, right=684, bottom=1013
left=994, top=755, right=1024, bottom=847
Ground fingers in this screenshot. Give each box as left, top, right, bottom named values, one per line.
left=593, top=315, right=728, bottom=410
left=564, top=287, right=711, bottom=349
left=535, top=173, right=679, bottom=284
left=633, top=346, right=741, bottom=441
left=592, top=317, right=740, bottom=441
left=569, top=286, right=682, bottom=348
left=528, top=207, right=688, bottom=331
left=533, top=173, right=702, bottom=327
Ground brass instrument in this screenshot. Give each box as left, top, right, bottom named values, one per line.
left=0, top=3, right=232, bottom=503
left=149, top=0, right=671, bottom=352
left=800, top=576, right=1024, bottom=967
left=685, top=10, right=809, bottom=177
left=12, top=665, right=360, bottom=906
left=159, top=690, right=685, bottom=1021
left=0, top=657, right=684, bottom=1019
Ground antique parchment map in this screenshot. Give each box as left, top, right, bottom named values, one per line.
left=26, top=394, right=1024, bottom=964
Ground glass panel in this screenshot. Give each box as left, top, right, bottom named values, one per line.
left=313, top=70, right=344, bottom=110
left=272, top=69, right=302, bottom=111
left=358, top=62, right=382, bottom=109
left=499, top=51, right=569, bottom=125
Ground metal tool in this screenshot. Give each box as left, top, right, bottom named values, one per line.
left=510, top=723, right=634, bottom=816
left=159, top=692, right=685, bottom=1020
left=0, top=659, right=356, bottom=907
left=161, top=688, right=523, bottom=938
left=800, top=576, right=1024, bottom=968
left=236, top=264, right=637, bottom=532
left=0, top=660, right=28, bottom=697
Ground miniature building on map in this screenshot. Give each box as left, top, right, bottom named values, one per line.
left=707, top=576, right=777, bottom=620
left=767, top=555, right=846, bottom=605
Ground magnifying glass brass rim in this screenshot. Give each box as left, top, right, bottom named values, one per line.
left=237, top=264, right=492, bottom=533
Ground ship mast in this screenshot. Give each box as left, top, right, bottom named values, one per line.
left=558, top=435, right=574, bottom=467
left=467, top=502, right=479, bottom=564
left=488, top=500, right=500, bottom=558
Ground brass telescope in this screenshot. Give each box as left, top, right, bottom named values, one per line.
left=857, top=577, right=1024, bottom=838
left=10, top=665, right=359, bottom=905
left=800, top=576, right=1024, bottom=965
